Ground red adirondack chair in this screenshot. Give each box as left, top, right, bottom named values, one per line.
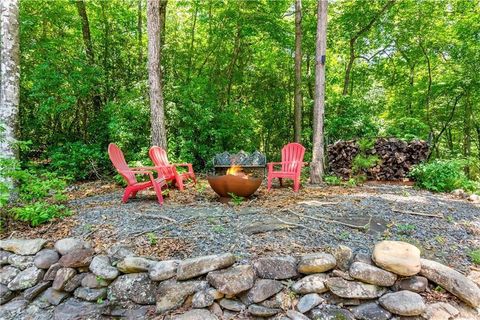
left=149, top=146, right=196, bottom=191
left=267, top=143, right=306, bottom=192
left=108, top=143, right=166, bottom=204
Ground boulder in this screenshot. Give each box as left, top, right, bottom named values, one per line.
left=108, top=273, right=156, bottom=305
left=0, top=250, right=11, bottom=266
left=292, top=273, right=329, bottom=294
left=43, top=263, right=62, bottom=281
left=349, top=261, right=397, bottom=286
left=81, top=273, right=111, bottom=288
left=394, top=276, right=428, bottom=293
left=8, top=266, right=45, bottom=290
left=332, top=269, right=354, bottom=281
left=23, top=281, right=51, bottom=301
left=219, top=298, right=246, bottom=311
left=8, top=254, right=35, bottom=270
left=58, top=248, right=94, bottom=268
left=88, top=255, right=119, bottom=280
left=64, top=273, right=87, bottom=292
left=247, top=279, right=283, bottom=303
left=422, top=302, right=459, bottom=320
left=155, top=279, right=207, bottom=313
left=350, top=302, right=392, bottom=320
left=173, top=309, right=218, bottom=320
left=117, top=256, right=155, bottom=273
left=372, top=241, right=421, bottom=276
left=207, top=264, right=255, bottom=295
left=298, top=253, right=336, bottom=274
left=248, top=304, right=280, bottom=317
left=0, top=299, right=28, bottom=319
left=177, top=253, right=236, bottom=280
left=34, top=249, right=59, bottom=269
left=52, top=267, right=76, bottom=290
left=296, top=293, right=323, bottom=313
left=420, top=258, right=480, bottom=307
left=325, top=277, right=386, bottom=299
left=253, top=256, right=298, bottom=279
left=54, top=238, right=89, bottom=255
left=0, top=239, right=47, bottom=255
left=0, top=283, right=15, bottom=304
left=334, top=245, right=353, bottom=271
left=286, top=310, right=310, bottom=320
left=54, top=298, right=106, bottom=320
left=0, top=265, right=20, bottom=285
left=45, top=287, right=70, bottom=305
left=192, top=290, right=215, bottom=308
left=74, top=287, right=107, bottom=302
left=148, top=260, right=178, bottom=281
left=379, top=290, right=425, bottom=316
left=308, top=305, right=355, bottom=320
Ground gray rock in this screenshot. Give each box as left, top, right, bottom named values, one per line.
left=0, top=250, right=12, bottom=266
left=253, top=256, right=298, bottom=279
left=64, top=273, right=87, bottom=292
left=394, top=276, right=428, bottom=293
left=219, top=298, right=246, bottom=311
left=52, top=267, right=76, bottom=290
left=8, top=266, right=45, bottom=290
left=106, top=245, right=135, bottom=262
left=325, top=277, right=386, bottom=299
left=354, top=252, right=373, bottom=265
left=58, top=248, right=94, bottom=268
left=177, top=253, right=236, bottom=280
left=0, top=283, right=15, bottom=304
left=248, top=304, right=280, bottom=317
left=247, top=279, right=283, bottom=303
left=117, top=256, right=155, bottom=273
left=108, top=273, right=156, bottom=305
left=8, top=254, right=35, bottom=270
left=207, top=264, right=255, bottom=295
left=43, top=263, right=62, bottom=281
left=222, top=310, right=238, bottom=320
left=54, top=298, right=105, bottom=320
left=148, top=259, right=178, bottom=281
left=334, top=245, right=353, bottom=271
left=23, top=281, right=51, bottom=301
left=173, top=309, right=218, bottom=320
left=0, top=265, right=20, bottom=285
left=34, top=249, right=59, bottom=269
left=192, top=290, right=215, bottom=308
left=332, top=269, right=354, bottom=280
left=107, top=301, right=153, bottom=319
left=292, top=273, right=329, bottom=294
left=350, top=302, right=392, bottom=320
left=298, top=253, right=336, bottom=274
left=321, top=292, right=362, bottom=306
left=156, top=279, right=208, bottom=313
left=54, top=238, right=88, bottom=255
left=349, top=261, right=397, bottom=286
left=0, top=299, right=28, bottom=319
left=308, top=306, right=355, bottom=320
left=420, top=258, right=480, bottom=307
left=379, top=290, right=425, bottom=316
left=81, top=273, right=111, bottom=288
left=0, top=238, right=47, bottom=255
left=422, top=302, right=459, bottom=320
left=297, top=293, right=323, bottom=313
left=45, top=287, right=70, bottom=305
left=286, top=310, right=310, bottom=320
left=74, top=287, right=107, bottom=302
left=89, top=255, right=119, bottom=280
left=372, top=241, right=421, bottom=276
left=259, top=291, right=289, bottom=309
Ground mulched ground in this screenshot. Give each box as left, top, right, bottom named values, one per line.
left=3, top=179, right=479, bottom=273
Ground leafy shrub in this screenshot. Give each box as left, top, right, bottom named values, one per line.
left=385, top=117, right=430, bottom=141
left=409, top=159, right=479, bottom=193
left=352, top=154, right=380, bottom=175
left=324, top=175, right=342, bottom=186
left=468, top=249, right=480, bottom=265
left=12, top=202, right=69, bottom=227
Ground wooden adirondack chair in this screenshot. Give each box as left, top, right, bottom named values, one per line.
left=267, top=143, right=306, bottom=192
left=108, top=143, right=166, bottom=204
left=149, top=146, right=196, bottom=191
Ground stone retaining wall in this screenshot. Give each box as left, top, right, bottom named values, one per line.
left=1, top=238, right=479, bottom=320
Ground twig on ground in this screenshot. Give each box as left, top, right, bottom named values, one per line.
left=298, top=200, right=340, bottom=206
left=286, top=209, right=371, bottom=231
left=391, top=207, right=443, bottom=218
left=135, top=214, right=176, bottom=222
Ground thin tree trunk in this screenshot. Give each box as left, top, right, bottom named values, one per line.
left=137, top=0, right=143, bottom=66
left=293, top=0, right=303, bottom=143
left=0, top=0, right=20, bottom=161
left=147, top=0, right=167, bottom=149
left=310, top=0, right=328, bottom=184
left=187, top=2, right=198, bottom=81
left=75, top=0, right=94, bottom=63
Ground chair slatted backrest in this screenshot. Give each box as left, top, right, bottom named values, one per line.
left=281, top=143, right=305, bottom=173
left=108, top=143, right=137, bottom=185
left=149, top=146, right=174, bottom=178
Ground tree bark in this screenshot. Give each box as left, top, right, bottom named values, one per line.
left=310, top=0, right=328, bottom=184
left=75, top=0, right=94, bottom=64
left=147, top=0, right=167, bottom=149
left=293, top=0, right=303, bottom=143
left=137, top=0, right=143, bottom=66
left=0, top=0, right=20, bottom=161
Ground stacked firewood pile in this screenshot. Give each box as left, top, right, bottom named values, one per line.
left=328, top=138, right=429, bottom=180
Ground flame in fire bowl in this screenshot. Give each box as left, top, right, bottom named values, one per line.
left=207, top=169, right=262, bottom=198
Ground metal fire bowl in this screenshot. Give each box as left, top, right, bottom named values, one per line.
left=207, top=175, right=262, bottom=198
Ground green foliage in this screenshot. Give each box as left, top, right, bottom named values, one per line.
left=228, top=193, right=244, bottom=206
left=324, top=175, right=343, bottom=186
left=468, top=249, right=480, bottom=265
left=396, top=223, right=416, bottom=235
left=146, top=232, right=158, bottom=246
left=385, top=117, right=430, bottom=141
left=12, top=202, right=69, bottom=227
left=357, top=138, right=376, bottom=153
left=352, top=154, right=380, bottom=174
left=409, top=159, right=479, bottom=193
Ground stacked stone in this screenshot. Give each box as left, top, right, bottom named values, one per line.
left=1, top=238, right=479, bottom=320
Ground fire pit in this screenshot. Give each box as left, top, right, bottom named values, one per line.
left=207, top=165, right=262, bottom=198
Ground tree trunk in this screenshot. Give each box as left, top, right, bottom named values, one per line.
left=137, top=0, right=143, bottom=66
left=310, top=0, right=328, bottom=184
left=0, top=0, right=20, bottom=161
left=293, top=0, right=303, bottom=143
left=147, top=0, right=167, bottom=149
left=75, top=0, right=94, bottom=64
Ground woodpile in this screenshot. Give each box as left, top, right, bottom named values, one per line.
left=327, top=138, right=429, bottom=180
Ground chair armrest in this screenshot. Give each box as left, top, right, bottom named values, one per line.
left=172, top=163, right=194, bottom=173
